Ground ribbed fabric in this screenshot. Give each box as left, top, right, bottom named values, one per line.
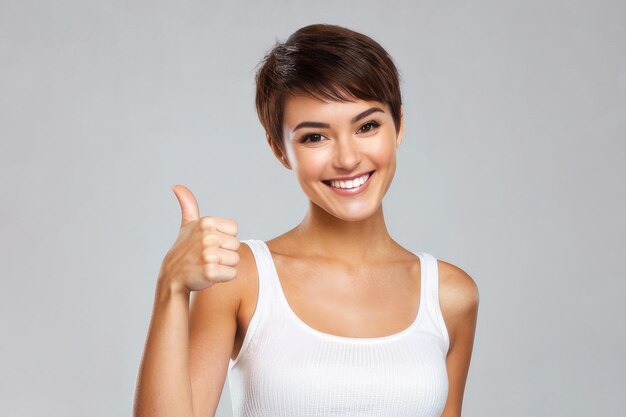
left=228, top=239, right=450, bottom=417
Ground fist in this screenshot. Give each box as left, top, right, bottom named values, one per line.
left=159, top=184, right=240, bottom=293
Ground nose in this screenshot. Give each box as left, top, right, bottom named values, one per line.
left=332, top=136, right=362, bottom=171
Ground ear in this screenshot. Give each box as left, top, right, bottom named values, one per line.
left=395, top=107, right=404, bottom=149
left=267, top=133, right=292, bottom=169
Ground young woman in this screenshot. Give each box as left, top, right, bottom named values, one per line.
left=134, top=24, right=479, bottom=417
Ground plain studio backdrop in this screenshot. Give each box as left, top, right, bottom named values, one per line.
left=1, top=1, right=624, bottom=416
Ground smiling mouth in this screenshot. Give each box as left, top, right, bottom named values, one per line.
left=322, top=170, right=375, bottom=189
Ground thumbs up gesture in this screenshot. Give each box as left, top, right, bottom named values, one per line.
left=158, top=184, right=241, bottom=294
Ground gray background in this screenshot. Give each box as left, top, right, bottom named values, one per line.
left=1, top=0, right=624, bottom=416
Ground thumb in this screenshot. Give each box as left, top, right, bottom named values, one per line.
left=171, top=184, right=200, bottom=227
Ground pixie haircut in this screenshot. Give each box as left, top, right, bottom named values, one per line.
left=255, top=23, right=403, bottom=153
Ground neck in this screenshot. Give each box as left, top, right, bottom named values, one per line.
left=291, top=200, right=396, bottom=264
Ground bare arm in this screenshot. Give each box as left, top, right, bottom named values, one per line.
left=438, top=261, right=480, bottom=417
left=133, top=185, right=241, bottom=417
left=133, top=276, right=195, bottom=417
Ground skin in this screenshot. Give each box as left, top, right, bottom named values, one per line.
left=135, top=92, right=477, bottom=416
left=231, top=94, right=480, bottom=416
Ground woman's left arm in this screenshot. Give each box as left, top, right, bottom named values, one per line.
left=437, top=261, right=480, bottom=417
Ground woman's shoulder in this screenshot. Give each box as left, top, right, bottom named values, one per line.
left=436, top=258, right=479, bottom=303
left=435, top=258, right=480, bottom=343
left=407, top=247, right=478, bottom=313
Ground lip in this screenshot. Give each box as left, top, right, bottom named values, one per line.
left=322, top=170, right=375, bottom=182
left=322, top=170, right=375, bottom=196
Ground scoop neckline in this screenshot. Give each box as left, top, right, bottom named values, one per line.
left=259, top=240, right=426, bottom=344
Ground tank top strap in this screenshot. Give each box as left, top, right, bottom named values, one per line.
left=230, top=239, right=276, bottom=369
left=240, top=239, right=276, bottom=303
left=245, top=238, right=280, bottom=284
left=418, top=252, right=450, bottom=354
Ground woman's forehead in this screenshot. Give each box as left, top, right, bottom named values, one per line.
left=283, top=94, right=388, bottom=124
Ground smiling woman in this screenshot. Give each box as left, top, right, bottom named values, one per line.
left=134, top=23, right=479, bottom=417
left=278, top=94, right=402, bottom=221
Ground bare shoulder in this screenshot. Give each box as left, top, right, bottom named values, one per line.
left=436, top=259, right=480, bottom=344
left=437, top=259, right=479, bottom=310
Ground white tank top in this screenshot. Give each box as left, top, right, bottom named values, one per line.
left=228, top=239, right=450, bottom=417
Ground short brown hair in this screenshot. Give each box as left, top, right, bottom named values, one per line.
left=254, top=24, right=403, bottom=153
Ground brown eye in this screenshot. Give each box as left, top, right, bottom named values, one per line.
left=358, top=121, right=381, bottom=133
left=300, top=133, right=323, bottom=143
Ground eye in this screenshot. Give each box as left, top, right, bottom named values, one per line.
left=299, top=133, right=324, bottom=144
left=358, top=120, right=381, bottom=134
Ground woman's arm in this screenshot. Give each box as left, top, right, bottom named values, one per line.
left=133, top=185, right=242, bottom=417
left=438, top=261, right=480, bottom=417
left=133, top=276, right=196, bottom=417
left=133, top=259, right=243, bottom=417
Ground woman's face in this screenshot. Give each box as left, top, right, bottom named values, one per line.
left=274, top=93, right=403, bottom=222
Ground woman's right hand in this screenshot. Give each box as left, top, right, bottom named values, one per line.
left=158, top=184, right=240, bottom=294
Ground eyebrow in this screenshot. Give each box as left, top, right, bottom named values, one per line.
left=291, top=107, right=385, bottom=133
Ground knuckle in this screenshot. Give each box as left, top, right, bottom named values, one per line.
left=219, top=267, right=235, bottom=282
left=200, top=216, right=216, bottom=231
left=202, top=248, right=219, bottom=263
left=223, top=218, right=238, bottom=235
left=202, top=233, right=220, bottom=247
left=203, top=262, right=219, bottom=278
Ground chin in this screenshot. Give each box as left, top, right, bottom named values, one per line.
left=320, top=201, right=382, bottom=222
left=333, top=213, right=375, bottom=222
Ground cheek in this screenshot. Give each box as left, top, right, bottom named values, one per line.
left=370, top=136, right=397, bottom=165
left=294, top=149, right=329, bottom=181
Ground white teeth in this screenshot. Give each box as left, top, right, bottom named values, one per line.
left=329, top=172, right=370, bottom=189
